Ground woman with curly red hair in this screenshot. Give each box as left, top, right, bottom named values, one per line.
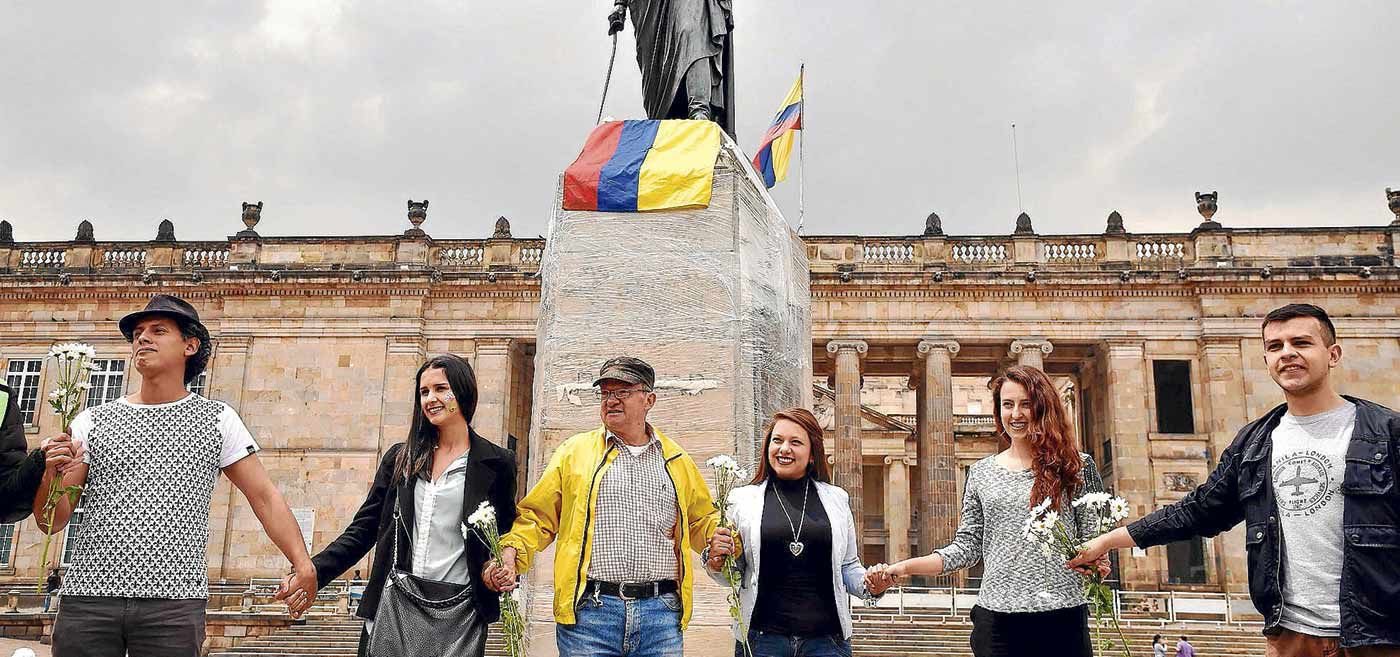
left=869, top=365, right=1108, bottom=657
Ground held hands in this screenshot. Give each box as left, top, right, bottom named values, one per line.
left=483, top=547, right=520, bottom=593
left=1065, top=535, right=1112, bottom=576
left=40, top=434, right=85, bottom=475
left=706, top=526, right=741, bottom=572
left=863, top=563, right=899, bottom=596
left=274, top=561, right=319, bottom=618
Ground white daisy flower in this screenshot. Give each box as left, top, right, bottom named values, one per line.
left=467, top=501, right=497, bottom=528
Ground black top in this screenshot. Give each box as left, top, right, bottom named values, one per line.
left=310, top=430, right=517, bottom=623
left=751, top=475, right=840, bottom=636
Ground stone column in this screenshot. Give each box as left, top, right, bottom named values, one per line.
left=1200, top=337, right=1250, bottom=592
left=473, top=337, right=515, bottom=448
left=1010, top=338, right=1053, bottom=370
left=883, top=456, right=913, bottom=563
left=1103, top=340, right=1156, bottom=588
left=826, top=340, right=868, bottom=539
left=208, top=334, right=252, bottom=579
left=380, top=335, right=427, bottom=458
left=207, top=335, right=253, bottom=411
left=916, top=338, right=959, bottom=586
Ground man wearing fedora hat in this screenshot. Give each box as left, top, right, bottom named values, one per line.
left=34, top=294, right=318, bottom=657
left=484, top=356, right=721, bottom=657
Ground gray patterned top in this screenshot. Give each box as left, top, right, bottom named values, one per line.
left=936, top=452, right=1104, bottom=613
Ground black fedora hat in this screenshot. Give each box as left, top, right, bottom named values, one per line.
left=119, top=294, right=207, bottom=340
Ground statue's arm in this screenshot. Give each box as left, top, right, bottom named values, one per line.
left=608, top=0, right=628, bottom=35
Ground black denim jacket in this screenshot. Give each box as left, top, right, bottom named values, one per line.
left=1127, top=396, right=1400, bottom=649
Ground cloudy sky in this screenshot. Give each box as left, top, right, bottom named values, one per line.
left=2, top=2, right=1398, bottom=243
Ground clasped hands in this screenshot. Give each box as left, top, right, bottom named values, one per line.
left=482, top=547, right=520, bottom=593
left=274, top=562, right=319, bottom=619
left=40, top=433, right=85, bottom=475
left=862, top=550, right=1113, bottom=593
left=706, top=527, right=896, bottom=597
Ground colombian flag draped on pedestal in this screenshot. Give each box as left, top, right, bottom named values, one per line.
left=752, top=70, right=803, bottom=189
left=563, top=119, right=722, bottom=212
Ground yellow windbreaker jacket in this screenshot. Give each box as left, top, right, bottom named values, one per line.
left=500, top=426, right=719, bottom=629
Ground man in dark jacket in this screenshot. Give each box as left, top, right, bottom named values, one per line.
left=1070, top=304, right=1400, bottom=654
left=0, top=382, right=46, bottom=522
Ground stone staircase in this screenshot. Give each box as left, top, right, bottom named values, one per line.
left=207, top=614, right=508, bottom=657
left=850, top=608, right=1267, bottom=656
left=211, top=608, right=1267, bottom=657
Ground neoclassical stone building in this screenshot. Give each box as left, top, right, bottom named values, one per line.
left=2, top=192, right=1398, bottom=602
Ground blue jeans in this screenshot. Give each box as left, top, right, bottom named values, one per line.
left=557, top=591, right=684, bottom=657
left=740, top=629, right=851, bottom=657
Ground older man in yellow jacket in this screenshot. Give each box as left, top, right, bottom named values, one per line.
left=485, top=356, right=719, bottom=657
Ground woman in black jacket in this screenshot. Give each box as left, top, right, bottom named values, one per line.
left=300, top=354, right=516, bottom=657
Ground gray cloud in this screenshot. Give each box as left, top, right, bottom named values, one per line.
left=1, top=1, right=1397, bottom=242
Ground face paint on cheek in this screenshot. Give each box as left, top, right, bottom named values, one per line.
left=442, top=393, right=458, bottom=414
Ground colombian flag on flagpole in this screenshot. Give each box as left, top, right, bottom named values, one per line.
left=563, top=119, right=722, bottom=212
left=753, top=69, right=803, bottom=189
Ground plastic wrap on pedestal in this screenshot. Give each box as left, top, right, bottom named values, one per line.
left=531, top=133, right=812, bottom=478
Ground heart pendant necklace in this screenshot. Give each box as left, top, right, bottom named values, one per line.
left=772, top=478, right=811, bottom=558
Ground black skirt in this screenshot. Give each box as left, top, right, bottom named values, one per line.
left=969, top=604, right=1093, bottom=657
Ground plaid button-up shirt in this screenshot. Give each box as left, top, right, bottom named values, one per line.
left=587, top=428, right=679, bottom=583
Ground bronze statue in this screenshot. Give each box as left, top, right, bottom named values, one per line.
left=607, top=0, right=735, bottom=136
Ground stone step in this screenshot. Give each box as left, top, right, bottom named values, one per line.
left=216, top=614, right=1260, bottom=657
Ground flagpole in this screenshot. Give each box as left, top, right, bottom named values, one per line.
left=797, top=63, right=806, bottom=234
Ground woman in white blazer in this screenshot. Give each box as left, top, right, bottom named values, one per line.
left=705, top=407, right=894, bottom=657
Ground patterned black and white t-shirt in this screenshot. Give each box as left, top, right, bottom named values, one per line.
left=63, top=393, right=259, bottom=599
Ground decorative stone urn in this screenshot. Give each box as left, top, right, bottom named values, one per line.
left=239, top=202, right=263, bottom=238
left=1195, top=191, right=1221, bottom=230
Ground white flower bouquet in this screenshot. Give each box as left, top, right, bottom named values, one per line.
left=1024, top=492, right=1132, bottom=657
left=705, top=454, right=752, bottom=657
left=462, top=502, right=526, bottom=657
left=36, top=343, right=96, bottom=591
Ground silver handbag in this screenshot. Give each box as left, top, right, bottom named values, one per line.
left=368, top=501, right=487, bottom=657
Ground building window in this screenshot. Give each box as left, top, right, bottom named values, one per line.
left=60, top=508, right=85, bottom=567
left=5, top=359, right=43, bottom=425
left=189, top=370, right=209, bottom=397
left=1152, top=360, right=1195, bottom=434
left=0, top=523, right=15, bottom=566
left=85, top=359, right=127, bottom=409
left=1166, top=537, right=1208, bottom=584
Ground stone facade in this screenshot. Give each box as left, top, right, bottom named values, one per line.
left=1, top=202, right=1398, bottom=606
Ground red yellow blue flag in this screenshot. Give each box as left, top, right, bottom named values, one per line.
left=562, top=119, right=722, bottom=212
left=753, top=70, right=803, bottom=189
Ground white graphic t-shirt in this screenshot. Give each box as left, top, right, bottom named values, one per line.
left=64, top=393, right=259, bottom=599
left=1270, top=400, right=1354, bottom=637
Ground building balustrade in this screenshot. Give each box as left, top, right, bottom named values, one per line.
left=2, top=199, right=1397, bottom=278
left=804, top=222, right=1397, bottom=275
left=0, top=236, right=547, bottom=275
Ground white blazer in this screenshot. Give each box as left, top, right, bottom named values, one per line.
left=707, top=479, right=872, bottom=640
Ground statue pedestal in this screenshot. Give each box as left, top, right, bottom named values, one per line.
left=524, top=134, right=812, bottom=656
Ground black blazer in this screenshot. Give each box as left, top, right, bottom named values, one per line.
left=0, top=383, right=44, bottom=523
left=312, top=429, right=518, bottom=623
